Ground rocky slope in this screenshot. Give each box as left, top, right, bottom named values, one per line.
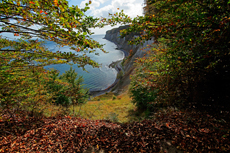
left=104, top=25, right=154, bottom=94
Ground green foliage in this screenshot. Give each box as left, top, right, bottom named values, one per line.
left=0, top=0, right=107, bottom=115
left=129, top=40, right=170, bottom=112
left=129, top=52, right=160, bottom=111
left=59, top=67, right=89, bottom=105
left=109, top=0, right=230, bottom=111
left=112, top=95, right=117, bottom=100
left=44, top=67, right=88, bottom=111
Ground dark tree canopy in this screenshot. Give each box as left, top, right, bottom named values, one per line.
left=113, top=0, right=230, bottom=110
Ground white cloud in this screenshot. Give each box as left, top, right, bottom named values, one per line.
left=80, top=0, right=143, bottom=18
left=79, top=0, right=144, bottom=34
left=80, top=0, right=89, bottom=8
left=91, top=25, right=121, bottom=35
left=80, top=0, right=108, bottom=10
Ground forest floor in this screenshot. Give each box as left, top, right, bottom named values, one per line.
left=1, top=92, right=230, bottom=152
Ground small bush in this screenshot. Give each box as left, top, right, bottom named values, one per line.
left=47, top=67, right=89, bottom=107
left=112, top=95, right=117, bottom=100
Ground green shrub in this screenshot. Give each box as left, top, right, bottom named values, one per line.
left=47, top=67, right=89, bottom=107
left=129, top=48, right=163, bottom=112
left=112, top=95, right=117, bottom=100
left=124, top=0, right=230, bottom=111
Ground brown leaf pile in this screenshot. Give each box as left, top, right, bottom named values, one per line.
left=0, top=109, right=229, bottom=152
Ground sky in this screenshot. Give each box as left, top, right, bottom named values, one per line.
left=68, top=0, right=144, bottom=34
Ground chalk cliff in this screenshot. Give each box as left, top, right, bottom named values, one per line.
left=104, top=25, right=154, bottom=93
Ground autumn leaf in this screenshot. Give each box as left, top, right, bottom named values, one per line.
left=54, top=0, right=58, bottom=6
left=29, top=1, right=35, bottom=4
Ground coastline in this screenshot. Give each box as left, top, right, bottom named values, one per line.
left=104, top=37, right=130, bottom=57
left=89, top=37, right=129, bottom=98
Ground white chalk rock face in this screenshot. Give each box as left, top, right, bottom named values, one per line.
left=104, top=25, right=155, bottom=93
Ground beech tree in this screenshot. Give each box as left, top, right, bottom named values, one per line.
left=0, top=0, right=107, bottom=114
left=111, top=0, right=230, bottom=111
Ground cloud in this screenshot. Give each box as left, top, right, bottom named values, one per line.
left=80, top=0, right=108, bottom=10
left=91, top=25, right=121, bottom=34
left=78, top=0, right=144, bottom=34
left=80, top=0, right=143, bottom=18
left=80, top=0, right=90, bottom=8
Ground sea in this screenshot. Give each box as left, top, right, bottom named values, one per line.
left=44, top=34, right=124, bottom=91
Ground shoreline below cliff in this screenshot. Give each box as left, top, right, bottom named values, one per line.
left=88, top=37, right=129, bottom=98
left=104, top=37, right=130, bottom=57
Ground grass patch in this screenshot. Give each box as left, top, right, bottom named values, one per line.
left=41, top=91, right=144, bottom=123
left=90, top=92, right=114, bottom=101
left=70, top=91, right=137, bottom=123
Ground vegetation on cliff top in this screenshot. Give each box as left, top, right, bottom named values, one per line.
left=1, top=0, right=230, bottom=152
left=111, top=0, right=230, bottom=113
left=0, top=0, right=108, bottom=115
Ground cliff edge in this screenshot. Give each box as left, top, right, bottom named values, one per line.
left=104, top=25, right=154, bottom=94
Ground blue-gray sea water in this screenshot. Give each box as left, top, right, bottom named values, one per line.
left=44, top=34, right=124, bottom=91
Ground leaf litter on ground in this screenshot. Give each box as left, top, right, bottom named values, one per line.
left=0, top=108, right=229, bottom=152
